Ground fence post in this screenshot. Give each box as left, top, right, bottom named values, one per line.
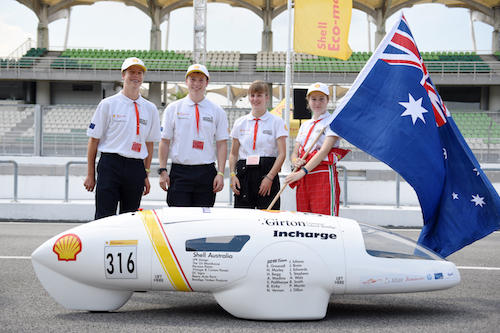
left=0, top=160, right=18, bottom=202
left=396, top=173, right=400, bottom=208
left=34, top=105, right=42, bottom=156
left=337, top=165, right=348, bottom=207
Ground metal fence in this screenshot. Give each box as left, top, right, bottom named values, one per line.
left=1, top=105, right=500, bottom=162
left=1, top=57, right=498, bottom=77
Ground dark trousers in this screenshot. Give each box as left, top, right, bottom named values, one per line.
left=234, top=157, right=280, bottom=210
left=95, top=153, right=146, bottom=220
left=167, top=163, right=217, bottom=207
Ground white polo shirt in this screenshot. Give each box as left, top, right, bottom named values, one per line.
left=296, top=112, right=339, bottom=162
left=87, top=91, right=161, bottom=159
left=161, top=96, right=229, bottom=165
left=231, top=111, right=288, bottom=160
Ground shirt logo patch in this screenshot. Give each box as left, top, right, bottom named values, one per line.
left=139, top=119, right=148, bottom=126
left=89, top=123, right=95, bottom=129
left=262, top=130, right=273, bottom=136
left=203, top=116, right=213, bottom=123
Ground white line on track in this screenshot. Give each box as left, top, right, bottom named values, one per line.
left=457, top=266, right=500, bottom=271
left=0, top=256, right=31, bottom=259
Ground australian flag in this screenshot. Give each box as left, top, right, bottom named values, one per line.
left=330, top=13, right=500, bottom=257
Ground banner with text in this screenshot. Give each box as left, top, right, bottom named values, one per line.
left=294, top=0, right=353, bottom=60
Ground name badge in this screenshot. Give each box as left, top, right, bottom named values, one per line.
left=131, top=142, right=141, bottom=152
left=246, top=155, right=260, bottom=166
left=193, top=140, right=204, bottom=150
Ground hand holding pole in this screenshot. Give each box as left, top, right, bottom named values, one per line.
left=266, top=126, right=327, bottom=210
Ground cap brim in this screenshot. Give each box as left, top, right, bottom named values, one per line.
left=122, top=65, right=147, bottom=72
left=186, top=69, right=209, bottom=78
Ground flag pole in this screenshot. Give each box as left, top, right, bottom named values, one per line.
left=267, top=126, right=327, bottom=210
left=283, top=0, right=293, bottom=174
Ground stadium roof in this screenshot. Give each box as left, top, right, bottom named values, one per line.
left=18, top=0, right=500, bottom=51
left=19, top=0, right=498, bottom=21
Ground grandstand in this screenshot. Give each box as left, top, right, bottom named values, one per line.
left=0, top=41, right=499, bottom=162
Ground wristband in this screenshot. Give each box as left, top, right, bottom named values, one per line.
left=217, top=172, right=224, bottom=177
left=145, top=168, right=150, bottom=173
left=292, top=158, right=297, bottom=163
left=230, top=172, right=236, bottom=177
left=265, top=175, right=274, bottom=181
left=301, top=167, right=309, bottom=175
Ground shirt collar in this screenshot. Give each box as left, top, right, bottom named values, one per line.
left=312, top=111, right=330, bottom=122
left=186, top=96, right=207, bottom=107
left=247, top=111, right=270, bottom=121
left=119, top=91, right=142, bottom=106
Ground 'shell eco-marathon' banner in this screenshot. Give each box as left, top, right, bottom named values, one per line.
left=294, top=0, right=353, bottom=61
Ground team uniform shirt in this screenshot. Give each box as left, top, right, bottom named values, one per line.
left=230, top=111, right=288, bottom=159
left=87, top=91, right=161, bottom=159
left=295, top=112, right=339, bottom=163
left=161, top=96, right=229, bottom=165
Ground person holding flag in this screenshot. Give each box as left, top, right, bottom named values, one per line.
left=229, top=80, right=288, bottom=210
left=285, top=82, right=349, bottom=216
left=329, top=13, right=500, bottom=257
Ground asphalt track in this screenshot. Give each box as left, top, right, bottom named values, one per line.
left=1, top=222, right=499, bottom=332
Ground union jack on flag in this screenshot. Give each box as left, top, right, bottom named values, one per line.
left=330, top=13, right=500, bottom=257
left=379, top=15, right=449, bottom=126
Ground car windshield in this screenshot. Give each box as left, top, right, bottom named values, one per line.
left=359, top=223, right=445, bottom=260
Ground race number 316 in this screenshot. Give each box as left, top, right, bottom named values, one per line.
left=104, top=246, right=138, bottom=279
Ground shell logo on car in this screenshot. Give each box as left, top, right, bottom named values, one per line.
left=52, top=233, right=82, bottom=261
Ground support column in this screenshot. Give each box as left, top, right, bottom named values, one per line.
left=37, top=5, right=49, bottom=49
left=149, top=82, right=162, bottom=107
left=150, top=5, right=162, bottom=51
left=262, top=0, right=273, bottom=52
left=266, top=82, right=273, bottom=109
left=481, top=87, right=490, bottom=110
left=493, top=7, right=500, bottom=53
left=163, top=81, right=168, bottom=106
left=489, top=86, right=500, bottom=112
left=36, top=81, right=50, bottom=105
left=373, top=9, right=386, bottom=49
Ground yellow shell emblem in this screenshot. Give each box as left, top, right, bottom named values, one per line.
left=53, top=233, right=82, bottom=261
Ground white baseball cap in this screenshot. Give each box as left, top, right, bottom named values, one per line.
left=121, top=57, right=147, bottom=72
left=307, top=82, right=329, bottom=96
left=186, top=64, right=210, bottom=79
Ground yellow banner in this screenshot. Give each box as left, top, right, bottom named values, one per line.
left=294, top=0, right=353, bottom=61
left=270, top=98, right=300, bottom=138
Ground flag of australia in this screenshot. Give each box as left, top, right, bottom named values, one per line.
left=330, top=13, right=500, bottom=257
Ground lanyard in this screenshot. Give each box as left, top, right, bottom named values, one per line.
left=134, top=102, right=140, bottom=136
left=195, top=103, right=200, bottom=135
left=304, top=119, right=321, bottom=146
left=253, top=118, right=260, bottom=150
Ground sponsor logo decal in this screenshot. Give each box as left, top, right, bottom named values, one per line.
left=53, top=233, right=82, bottom=261
left=108, top=240, right=138, bottom=246
left=89, top=123, right=95, bottom=129
left=434, top=272, right=443, bottom=280
left=273, top=230, right=337, bottom=240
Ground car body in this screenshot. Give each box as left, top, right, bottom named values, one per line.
left=32, top=207, right=460, bottom=320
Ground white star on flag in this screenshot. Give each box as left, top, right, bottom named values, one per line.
left=399, top=94, right=428, bottom=124
left=452, top=192, right=459, bottom=200
left=471, top=194, right=486, bottom=207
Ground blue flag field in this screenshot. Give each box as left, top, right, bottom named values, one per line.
left=330, top=13, right=500, bottom=257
